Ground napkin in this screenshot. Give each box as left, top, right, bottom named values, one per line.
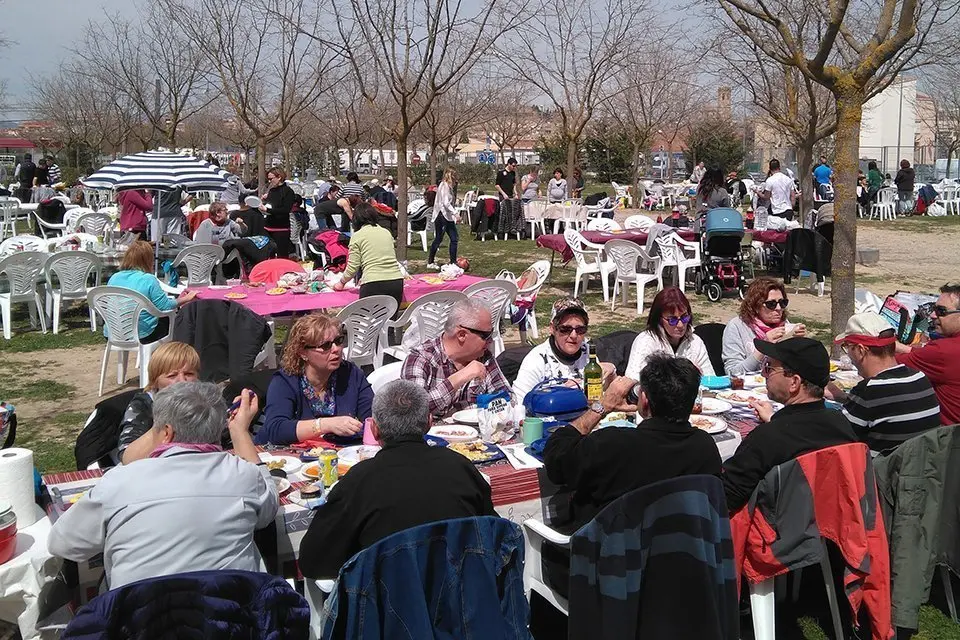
left=498, top=443, right=543, bottom=470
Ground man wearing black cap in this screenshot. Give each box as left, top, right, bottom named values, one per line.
left=722, top=337, right=857, bottom=512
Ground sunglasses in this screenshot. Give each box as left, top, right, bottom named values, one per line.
left=306, top=334, right=346, bottom=352
left=761, top=360, right=785, bottom=377
left=460, top=325, right=493, bottom=341
left=762, top=299, right=789, bottom=310
left=556, top=324, right=588, bottom=336
left=664, top=314, right=692, bottom=327
left=934, top=305, right=960, bottom=317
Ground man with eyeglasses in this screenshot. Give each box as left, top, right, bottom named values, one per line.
left=401, top=299, right=510, bottom=419
left=826, top=312, right=940, bottom=454
left=895, top=283, right=960, bottom=425
left=722, top=337, right=857, bottom=512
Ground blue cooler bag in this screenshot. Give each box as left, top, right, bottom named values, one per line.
left=523, top=379, right=588, bottom=422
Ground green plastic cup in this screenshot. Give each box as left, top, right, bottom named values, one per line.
left=522, top=417, right=544, bottom=445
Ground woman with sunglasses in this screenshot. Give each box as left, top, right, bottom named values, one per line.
left=259, top=313, right=372, bottom=445
left=625, top=287, right=715, bottom=381
left=722, top=277, right=806, bottom=375
left=512, top=298, right=593, bottom=405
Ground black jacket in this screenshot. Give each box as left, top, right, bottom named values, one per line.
left=171, top=299, right=271, bottom=382
left=263, top=183, right=296, bottom=228
left=895, top=166, right=916, bottom=192
left=299, top=437, right=496, bottom=578
left=782, top=228, right=832, bottom=283
left=544, top=418, right=723, bottom=533
left=722, top=400, right=857, bottom=512
left=73, top=389, right=140, bottom=469
left=230, top=208, right=265, bottom=237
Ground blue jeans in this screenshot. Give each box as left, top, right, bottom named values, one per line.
left=428, top=216, right=458, bottom=264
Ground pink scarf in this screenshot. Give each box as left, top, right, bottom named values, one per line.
left=750, top=317, right=783, bottom=341
left=149, top=443, right=223, bottom=459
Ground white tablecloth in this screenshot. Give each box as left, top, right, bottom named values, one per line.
left=0, top=507, right=61, bottom=640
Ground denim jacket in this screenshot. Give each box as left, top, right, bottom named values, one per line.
left=320, top=516, right=531, bottom=639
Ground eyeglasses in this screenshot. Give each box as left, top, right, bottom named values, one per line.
left=664, top=314, right=692, bottom=327
left=761, top=360, right=785, bottom=377
left=556, top=324, right=588, bottom=336
left=460, top=325, right=493, bottom=341
left=305, top=334, right=346, bottom=352
left=934, top=305, right=960, bottom=317
left=762, top=299, right=789, bottom=310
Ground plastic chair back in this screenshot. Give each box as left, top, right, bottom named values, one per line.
left=75, top=213, right=114, bottom=237
left=88, top=286, right=169, bottom=349
left=45, top=251, right=102, bottom=297
left=0, top=251, right=47, bottom=299
left=0, top=235, right=47, bottom=257
left=336, top=295, right=398, bottom=365
left=173, top=244, right=225, bottom=286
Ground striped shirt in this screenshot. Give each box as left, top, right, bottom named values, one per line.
left=842, top=364, right=941, bottom=453
left=340, top=182, right=366, bottom=199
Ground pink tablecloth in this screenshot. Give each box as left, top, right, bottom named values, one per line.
left=192, top=274, right=489, bottom=316
left=752, top=229, right=788, bottom=244
left=536, top=228, right=697, bottom=263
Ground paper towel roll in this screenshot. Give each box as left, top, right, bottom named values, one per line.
left=0, top=448, right=38, bottom=527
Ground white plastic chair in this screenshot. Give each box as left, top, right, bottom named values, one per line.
left=939, top=185, right=959, bottom=216
left=172, top=244, right=225, bottom=286
left=84, top=189, right=114, bottom=211
left=455, top=190, right=477, bottom=226
left=586, top=218, right=621, bottom=232
left=366, top=361, right=403, bottom=393
left=336, top=295, right=398, bottom=368
left=44, top=251, right=102, bottom=334
left=611, top=181, right=632, bottom=207
left=64, top=207, right=94, bottom=233
left=564, top=228, right=615, bottom=301
left=88, top=286, right=176, bottom=396
left=379, top=290, right=467, bottom=362
left=0, top=197, right=24, bottom=238
left=654, top=233, right=700, bottom=292
left=869, top=187, right=898, bottom=221
left=0, top=235, right=48, bottom=257
left=585, top=197, right=616, bottom=221
left=555, top=199, right=586, bottom=233
left=524, top=199, right=548, bottom=237
left=497, top=259, right=551, bottom=340
left=74, top=213, right=114, bottom=238
left=0, top=251, right=48, bottom=339
left=523, top=518, right=571, bottom=616
left=462, top=279, right=518, bottom=357
left=32, top=212, right=66, bottom=239
left=624, top=214, right=654, bottom=230
left=605, top=239, right=662, bottom=314
left=406, top=209, right=429, bottom=253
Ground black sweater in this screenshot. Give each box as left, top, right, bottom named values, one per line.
left=263, top=184, right=296, bottom=229
left=544, top=417, right=722, bottom=533
left=722, top=400, right=857, bottom=512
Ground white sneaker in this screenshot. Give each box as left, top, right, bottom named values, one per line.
left=426, top=262, right=440, bottom=270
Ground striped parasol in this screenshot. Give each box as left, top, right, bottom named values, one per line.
left=81, top=150, right=229, bottom=192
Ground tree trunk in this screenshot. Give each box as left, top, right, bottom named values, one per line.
left=565, top=137, right=578, bottom=195
left=631, top=138, right=642, bottom=204
left=256, top=138, right=267, bottom=196
left=797, top=143, right=814, bottom=222
left=378, top=147, right=386, bottom=177
left=347, top=146, right=355, bottom=172
left=396, top=132, right=409, bottom=261
left=830, top=84, right=865, bottom=353
left=428, top=140, right=438, bottom=187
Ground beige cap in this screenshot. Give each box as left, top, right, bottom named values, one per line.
left=834, top=312, right=896, bottom=345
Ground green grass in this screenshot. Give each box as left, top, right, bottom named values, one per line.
left=0, top=379, right=74, bottom=402
left=0, top=302, right=105, bottom=353
left=15, top=427, right=76, bottom=474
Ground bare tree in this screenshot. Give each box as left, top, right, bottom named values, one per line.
left=318, top=0, right=521, bottom=259
left=485, top=88, right=543, bottom=164
left=498, top=0, right=648, bottom=182
left=918, top=67, right=960, bottom=178
left=713, top=0, right=960, bottom=339
left=73, top=3, right=214, bottom=149
left=420, top=76, right=496, bottom=181
left=165, top=0, right=341, bottom=189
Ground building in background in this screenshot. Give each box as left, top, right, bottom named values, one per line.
left=859, top=76, right=917, bottom=174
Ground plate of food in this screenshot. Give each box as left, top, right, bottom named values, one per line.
left=265, top=287, right=287, bottom=296
left=273, top=477, right=291, bottom=493
left=690, top=415, right=727, bottom=434
left=246, top=281, right=266, bottom=288
left=337, top=445, right=381, bottom=466
left=258, top=453, right=302, bottom=474
left=742, top=374, right=766, bottom=389
left=428, top=425, right=479, bottom=442
left=699, top=398, right=733, bottom=415
left=832, top=376, right=860, bottom=392
left=597, top=411, right=636, bottom=429
left=449, top=441, right=505, bottom=464
left=715, top=390, right=765, bottom=406
left=451, top=408, right=480, bottom=426
left=224, top=292, right=248, bottom=300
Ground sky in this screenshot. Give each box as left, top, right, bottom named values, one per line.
left=2, top=0, right=139, bottom=117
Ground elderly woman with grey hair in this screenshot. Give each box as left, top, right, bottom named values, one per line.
left=299, top=380, right=496, bottom=578
left=48, top=382, right=278, bottom=589
left=400, top=299, right=511, bottom=418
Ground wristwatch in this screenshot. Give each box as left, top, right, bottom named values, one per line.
left=589, top=401, right=605, bottom=416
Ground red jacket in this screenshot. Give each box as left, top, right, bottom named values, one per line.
left=117, top=190, right=153, bottom=233
left=897, top=335, right=960, bottom=425
left=730, top=443, right=893, bottom=640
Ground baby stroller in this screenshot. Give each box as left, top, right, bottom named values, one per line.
left=694, top=207, right=747, bottom=302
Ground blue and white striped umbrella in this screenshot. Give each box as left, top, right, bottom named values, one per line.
left=81, top=150, right=229, bottom=192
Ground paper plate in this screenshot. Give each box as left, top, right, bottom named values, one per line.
left=273, top=477, right=291, bottom=493
left=337, top=445, right=382, bottom=466
left=451, top=408, right=480, bottom=425
left=690, top=415, right=727, bottom=434
left=448, top=441, right=506, bottom=464
left=428, top=425, right=479, bottom=443
left=208, top=285, right=231, bottom=290
left=740, top=374, right=766, bottom=389
left=699, top=398, right=732, bottom=415
left=715, top=390, right=766, bottom=406
left=224, top=292, right=248, bottom=300
left=258, top=453, right=302, bottom=474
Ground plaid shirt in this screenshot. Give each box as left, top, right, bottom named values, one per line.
left=401, top=336, right=510, bottom=418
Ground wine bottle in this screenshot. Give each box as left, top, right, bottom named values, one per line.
left=583, top=344, right=603, bottom=403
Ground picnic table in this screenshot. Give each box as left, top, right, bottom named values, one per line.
left=193, top=274, right=488, bottom=316
left=536, top=228, right=697, bottom=263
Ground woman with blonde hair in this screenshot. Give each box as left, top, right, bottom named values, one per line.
left=259, top=313, right=372, bottom=445
left=426, top=168, right=459, bottom=270
left=117, top=342, right=201, bottom=464
left=106, top=241, right=197, bottom=342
